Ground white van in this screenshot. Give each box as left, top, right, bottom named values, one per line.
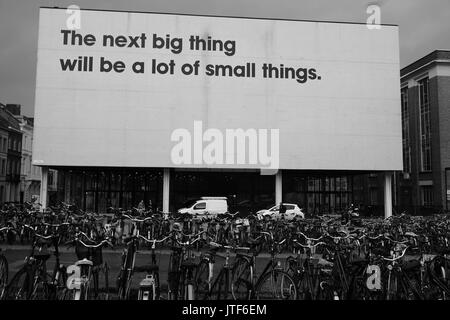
left=177, top=197, right=228, bottom=217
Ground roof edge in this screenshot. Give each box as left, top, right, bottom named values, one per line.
left=39, top=6, right=399, bottom=27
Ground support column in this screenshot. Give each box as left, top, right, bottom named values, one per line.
left=384, top=172, right=393, bottom=219
left=64, top=172, right=71, bottom=203
left=163, top=168, right=170, bottom=213
left=275, top=170, right=282, bottom=205
left=40, top=166, right=48, bottom=209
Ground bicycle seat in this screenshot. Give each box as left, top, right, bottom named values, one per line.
left=76, top=258, right=93, bottom=266
left=134, top=264, right=159, bottom=273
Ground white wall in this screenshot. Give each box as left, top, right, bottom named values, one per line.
left=33, top=8, right=402, bottom=171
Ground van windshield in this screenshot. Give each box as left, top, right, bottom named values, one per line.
left=182, top=200, right=198, bottom=208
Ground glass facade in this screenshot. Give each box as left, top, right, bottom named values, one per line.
left=170, top=170, right=275, bottom=213
left=53, top=168, right=163, bottom=212
left=49, top=168, right=375, bottom=216
left=282, top=171, right=354, bottom=215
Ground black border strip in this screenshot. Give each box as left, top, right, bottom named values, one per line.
left=40, top=6, right=398, bottom=27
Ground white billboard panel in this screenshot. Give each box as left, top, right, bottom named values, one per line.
left=33, top=7, right=402, bottom=171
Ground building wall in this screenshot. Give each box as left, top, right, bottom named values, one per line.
left=437, top=76, right=450, bottom=209
left=429, top=76, right=442, bottom=207
left=0, top=129, right=8, bottom=203
left=17, top=118, right=42, bottom=203
left=6, top=130, right=22, bottom=202
left=0, top=104, right=22, bottom=203
left=398, top=56, right=450, bottom=213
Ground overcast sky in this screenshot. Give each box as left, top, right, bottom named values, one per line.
left=0, top=0, right=449, bottom=116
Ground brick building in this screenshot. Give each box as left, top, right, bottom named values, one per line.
left=394, top=50, right=450, bottom=214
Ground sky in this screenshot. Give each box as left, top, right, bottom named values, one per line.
left=0, top=0, right=449, bottom=117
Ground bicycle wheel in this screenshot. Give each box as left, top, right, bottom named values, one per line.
left=296, top=273, right=314, bottom=300
left=54, top=269, right=70, bottom=300
left=0, top=255, right=8, bottom=298
left=231, top=258, right=252, bottom=300
left=96, top=262, right=110, bottom=300
left=254, top=270, right=297, bottom=300
left=116, top=253, right=130, bottom=300
left=91, top=263, right=109, bottom=300
left=194, top=259, right=211, bottom=299
left=210, top=269, right=233, bottom=300
left=5, top=266, right=32, bottom=300
left=30, top=271, right=51, bottom=300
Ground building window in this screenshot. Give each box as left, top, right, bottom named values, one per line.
left=421, top=186, right=433, bottom=206
left=401, top=87, right=411, bottom=173
left=418, top=77, right=432, bottom=172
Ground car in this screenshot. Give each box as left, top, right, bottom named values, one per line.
left=256, top=203, right=305, bottom=220
left=177, top=197, right=228, bottom=218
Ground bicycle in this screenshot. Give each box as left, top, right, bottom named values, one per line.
left=4, top=223, right=69, bottom=300
left=0, top=226, right=13, bottom=299
left=167, top=229, right=205, bottom=300
left=230, top=231, right=297, bottom=300
left=65, top=235, right=112, bottom=300
left=284, top=231, right=334, bottom=300
left=195, top=240, right=250, bottom=300
left=115, top=214, right=170, bottom=300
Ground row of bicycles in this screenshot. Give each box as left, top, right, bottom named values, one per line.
left=0, top=204, right=449, bottom=300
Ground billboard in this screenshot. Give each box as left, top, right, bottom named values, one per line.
left=33, top=7, right=402, bottom=171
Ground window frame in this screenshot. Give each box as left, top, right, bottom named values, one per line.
left=417, top=76, right=432, bottom=172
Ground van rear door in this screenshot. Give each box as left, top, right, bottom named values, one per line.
left=206, top=200, right=227, bottom=214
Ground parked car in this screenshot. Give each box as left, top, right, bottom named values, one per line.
left=177, top=197, right=228, bottom=218
left=256, top=203, right=305, bottom=220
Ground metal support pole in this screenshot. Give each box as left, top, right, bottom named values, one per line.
left=40, top=166, right=48, bottom=209
left=275, top=170, right=282, bottom=205
left=384, top=172, right=393, bottom=218
left=163, top=168, right=170, bottom=213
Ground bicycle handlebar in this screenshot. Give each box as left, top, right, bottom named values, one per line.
left=137, top=234, right=171, bottom=245
left=175, top=236, right=203, bottom=246
left=75, top=239, right=113, bottom=249
left=209, top=241, right=250, bottom=251
left=293, top=239, right=326, bottom=249
left=382, top=246, right=409, bottom=262
left=325, top=230, right=351, bottom=241
left=297, top=231, right=323, bottom=242
left=77, top=231, right=96, bottom=243
left=42, top=221, right=70, bottom=228
left=121, top=214, right=153, bottom=223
